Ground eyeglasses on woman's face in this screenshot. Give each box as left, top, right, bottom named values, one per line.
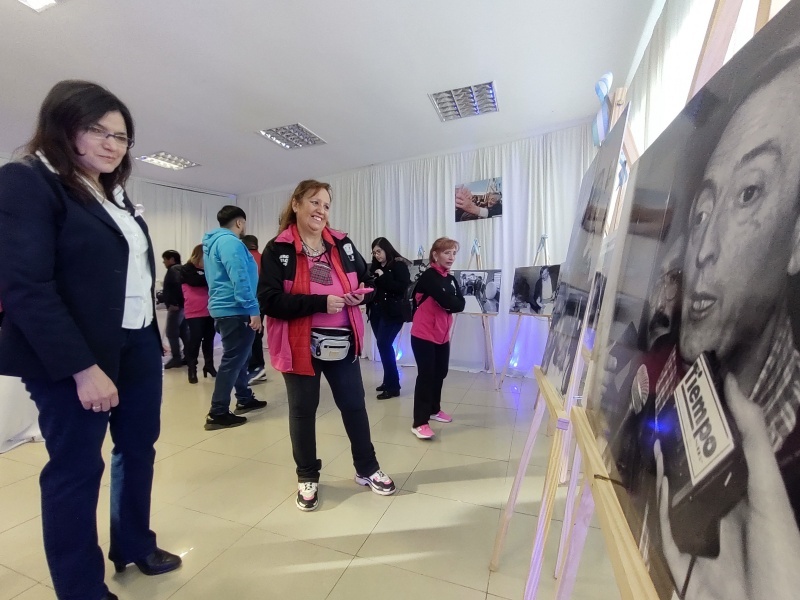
left=85, top=124, right=134, bottom=149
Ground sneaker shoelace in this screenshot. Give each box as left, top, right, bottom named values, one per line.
left=300, top=482, right=316, bottom=498
left=372, top=470, right=390, bottom=483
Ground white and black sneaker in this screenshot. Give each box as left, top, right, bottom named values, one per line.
left=296, top=482, right=319, bottom=511
left=355, top=470, right=397, bottom=496
left=248, top=367, right=268, bottom=385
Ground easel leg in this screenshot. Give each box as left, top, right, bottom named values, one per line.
left=524, top=426, right=566, bottom=599
left=490, top=389, right=545, bottom=571
left=482, top=315, right=498, bottom=389
left=555, top=433, right=582, bottom=579
left=554, top=479, right=595, bottom=600
left=499, top=315, right=523, bottom=389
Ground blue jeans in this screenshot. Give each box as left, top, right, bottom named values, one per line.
left=24, top=324, right=162, bottom=600
left=370, top=304, right=404, bottom=392
left=282, top=346, right=379, bottom=482
left=165, top=307, right=189, bottom=359
left=209, top=315, right=255, bottom=416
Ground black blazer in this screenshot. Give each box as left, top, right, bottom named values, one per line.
left=368, top=259, right=411, bottom=320
left=0, top=158, right=160, bottom=382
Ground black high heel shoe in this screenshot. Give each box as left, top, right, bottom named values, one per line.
left=203, top=365, right=217, bottom=378
left=114, top=548, right=182, bottom=576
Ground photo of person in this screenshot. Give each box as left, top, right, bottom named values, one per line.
left=510, top=264, right=562, bottom=315
left=451, top=269, right=501, bottom=314
left=454, top=177, right=502, bottom=222
left=587, top=8, right=800, bottom=598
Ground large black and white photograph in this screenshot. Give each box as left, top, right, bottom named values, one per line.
left=587, top=5, right=800, bottom=598
left=454, top=177, right=503, bottom=222
left=510, top=264, right=562, bottom=315
left=452, top=269, right=502, bottom=314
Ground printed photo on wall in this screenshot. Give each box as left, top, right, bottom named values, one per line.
left=585, top=4, right=800, bottom=598
left=452, top=269, right=501, bottom=314
left=510, top=264, right=562, bottom=315
left=454, top=177, right=502, bottom=222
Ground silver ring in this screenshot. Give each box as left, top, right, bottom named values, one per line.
left=92, top=405, right=101, bottom=411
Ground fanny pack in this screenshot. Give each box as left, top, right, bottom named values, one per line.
left=310, top=327, right=352, bottom=361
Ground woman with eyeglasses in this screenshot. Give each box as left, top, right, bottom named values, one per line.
left=367, top=238, right=411, bottom=399
left=0, top=81, right=180, bottom=600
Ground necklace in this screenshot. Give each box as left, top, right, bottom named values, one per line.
left=301, top=239, right=325, bottom=257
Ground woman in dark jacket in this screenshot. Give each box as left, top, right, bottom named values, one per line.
left=367, top=237, right=411, bottom=399
left=0, top=81, right=180, bottom=600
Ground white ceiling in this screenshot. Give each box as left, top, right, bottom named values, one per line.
left=0, top=0, right=656, bottom=195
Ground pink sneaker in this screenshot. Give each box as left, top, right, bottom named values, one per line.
left=430, top=410, right=452, bottom=423
left=411, top=424, right=435, bottom=439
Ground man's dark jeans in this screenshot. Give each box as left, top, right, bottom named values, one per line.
left=209, top=315, right=255, bottom=416
left=165, top=307, right=189, bottom=360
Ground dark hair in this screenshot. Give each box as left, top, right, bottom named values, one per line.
left=187, top=244, right=203, bottom=267
left=242, top=235, right=259, bottom=250
left=24, top=80, right=134, bottom=205
left=369, top=237, right=407, bottom=271
left=217, top=205, right=247, bottom=227
left=162, top=250, right=181, bottom=263
left=278, top=179, right=332, bottom=233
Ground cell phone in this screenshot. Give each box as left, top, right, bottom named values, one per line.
left=351, top=287, right=374, bottom=295
left=656, top=351, right=747, bottom=557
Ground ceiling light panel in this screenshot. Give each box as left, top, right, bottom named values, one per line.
left=258, top=123, right=326, bottom=150
left=136, top=152, right=199, bottom=171
left=429, top=81, right=499, bottom=122
left=17, top=0, right=58, bottom=11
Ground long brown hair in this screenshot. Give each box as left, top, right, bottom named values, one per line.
left=277, top=179, right=332, bottom=233
left=188, top=244, right=203, bottom=267
left=23, top=80, right=135, bottom=205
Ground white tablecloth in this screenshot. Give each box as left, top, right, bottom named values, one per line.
left=0, top=376, right=42, bottom=453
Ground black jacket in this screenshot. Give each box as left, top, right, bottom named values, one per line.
left=162, top=264, right=185, bottom=307
left=369, top=259, right=411, bottom=320
left=180, top=262, right=208, bottom=288
left=0, top=158, right=160, bottom=382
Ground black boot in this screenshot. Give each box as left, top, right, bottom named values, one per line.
left=188, top=367, right=198, bottom=384
left=203, top=365, right=217, bottom=378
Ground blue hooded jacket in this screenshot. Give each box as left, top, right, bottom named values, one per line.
left=202, top=228, right=259, bottom=318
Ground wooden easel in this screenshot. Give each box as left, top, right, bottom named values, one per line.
left=498, top=234, right=553, bottom=389
left=550, top=1, right=775, bottom=598
left=450, top=238, right=498, bottom=386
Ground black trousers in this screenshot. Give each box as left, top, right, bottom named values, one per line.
left=165, top=307, right=189, bottom=359
left=184, top=316, right=215, bottom=369
left=24, top=324, right=162, bottom=600
left=248, top=314, right=265, bottom=371
left=410, top=335, right=450, bottom=427
left=282, top=347, right=379, bottom=482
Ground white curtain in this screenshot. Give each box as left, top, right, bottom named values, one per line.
left=239, top=123, right=595, bottom=374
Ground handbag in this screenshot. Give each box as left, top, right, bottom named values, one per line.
left=310, top=327, right=352, bottom=361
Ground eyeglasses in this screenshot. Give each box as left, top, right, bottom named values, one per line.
left=85, top=125, right=134, bottom=149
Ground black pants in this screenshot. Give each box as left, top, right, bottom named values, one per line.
left=165, top=307, right=189, bottom=359
left=410, top=335, right=450, bottom=427
left=369, top=305, right=404, bottom=392
left=282, top=347, right=379, bottom=482
left=24, top=324, right=162, bottom=600
left=248, top=314, right=265, bottom=371
left=184, top=316, right=215, bottom=369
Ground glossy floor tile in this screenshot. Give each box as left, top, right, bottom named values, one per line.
left=0, top=360, right=621, bottom=599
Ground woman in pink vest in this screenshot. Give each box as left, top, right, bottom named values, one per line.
left=181, top=244, right=216, bottom=383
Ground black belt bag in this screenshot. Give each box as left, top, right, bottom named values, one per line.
left=310, top=327, right=352, bottom=361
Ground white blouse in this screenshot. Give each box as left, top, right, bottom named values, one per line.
left=37, top=152, right=154, bottom=329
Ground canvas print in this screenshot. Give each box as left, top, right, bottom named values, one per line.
left=452, top=269, right=501, bottom=314
left=540, top=107, right=629, bottom=394
left=510, top=264, right=562, bottom=315
left=454, top=177, right=502, bottom=222
left=586, top=4, right=800, bottom=597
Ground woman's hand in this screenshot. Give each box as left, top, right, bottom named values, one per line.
left=343, top=284, right=366, bottom=306
left=653, top=375, right=800, bottom=599
left=373, top=269, right=384, bottom=278
left=327, top=295, right=346, bottom=314
left=73, top=364, right=119, bottom=413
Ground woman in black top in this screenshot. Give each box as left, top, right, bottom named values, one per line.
left=368, top=238, right=411, bottom=399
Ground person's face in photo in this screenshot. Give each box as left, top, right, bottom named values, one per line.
left=487, top=193, right=500, bottom=207
left=680, top=64, right=800, bottom=366
left=541, top=268, right=550, bottom=282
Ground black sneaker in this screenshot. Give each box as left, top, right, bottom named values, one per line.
left=296, top=482, right=319, bottom=511
left=164, top=358, right=184, bottom=369
left=234, top=397, right=268, bottom=414
left=204, top=412, right=247, bottom=430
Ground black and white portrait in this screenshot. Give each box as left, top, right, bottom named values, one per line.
left=452, top=269, right=501, bottom=314
left=510, top=264, right=562, bottom=315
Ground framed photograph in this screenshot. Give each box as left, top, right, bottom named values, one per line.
left=510, top=264, right=562, bottom=315
left=451, top=269, right=502, bottom=314
left=454, top=177, right=502, bottom=222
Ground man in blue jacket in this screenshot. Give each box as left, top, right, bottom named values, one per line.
left=203, top=206, right=266, bottom=429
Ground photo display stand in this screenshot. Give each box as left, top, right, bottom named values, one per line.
left=450, top=238, right=498, bottom=387
left=498, top=234, right=553, bottom=389
left=500, top=0, right=770, bottom=600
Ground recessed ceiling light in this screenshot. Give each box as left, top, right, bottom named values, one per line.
left=258, top=123, right=326, bottom=150
left=429, top=81, right=499, bottom=122
left=136, top=152, right=200, bottom=171
left=17, top=0, right=58, bottom=12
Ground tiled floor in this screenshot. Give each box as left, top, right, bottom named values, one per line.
left=0, top=359, right=621, bottom=599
